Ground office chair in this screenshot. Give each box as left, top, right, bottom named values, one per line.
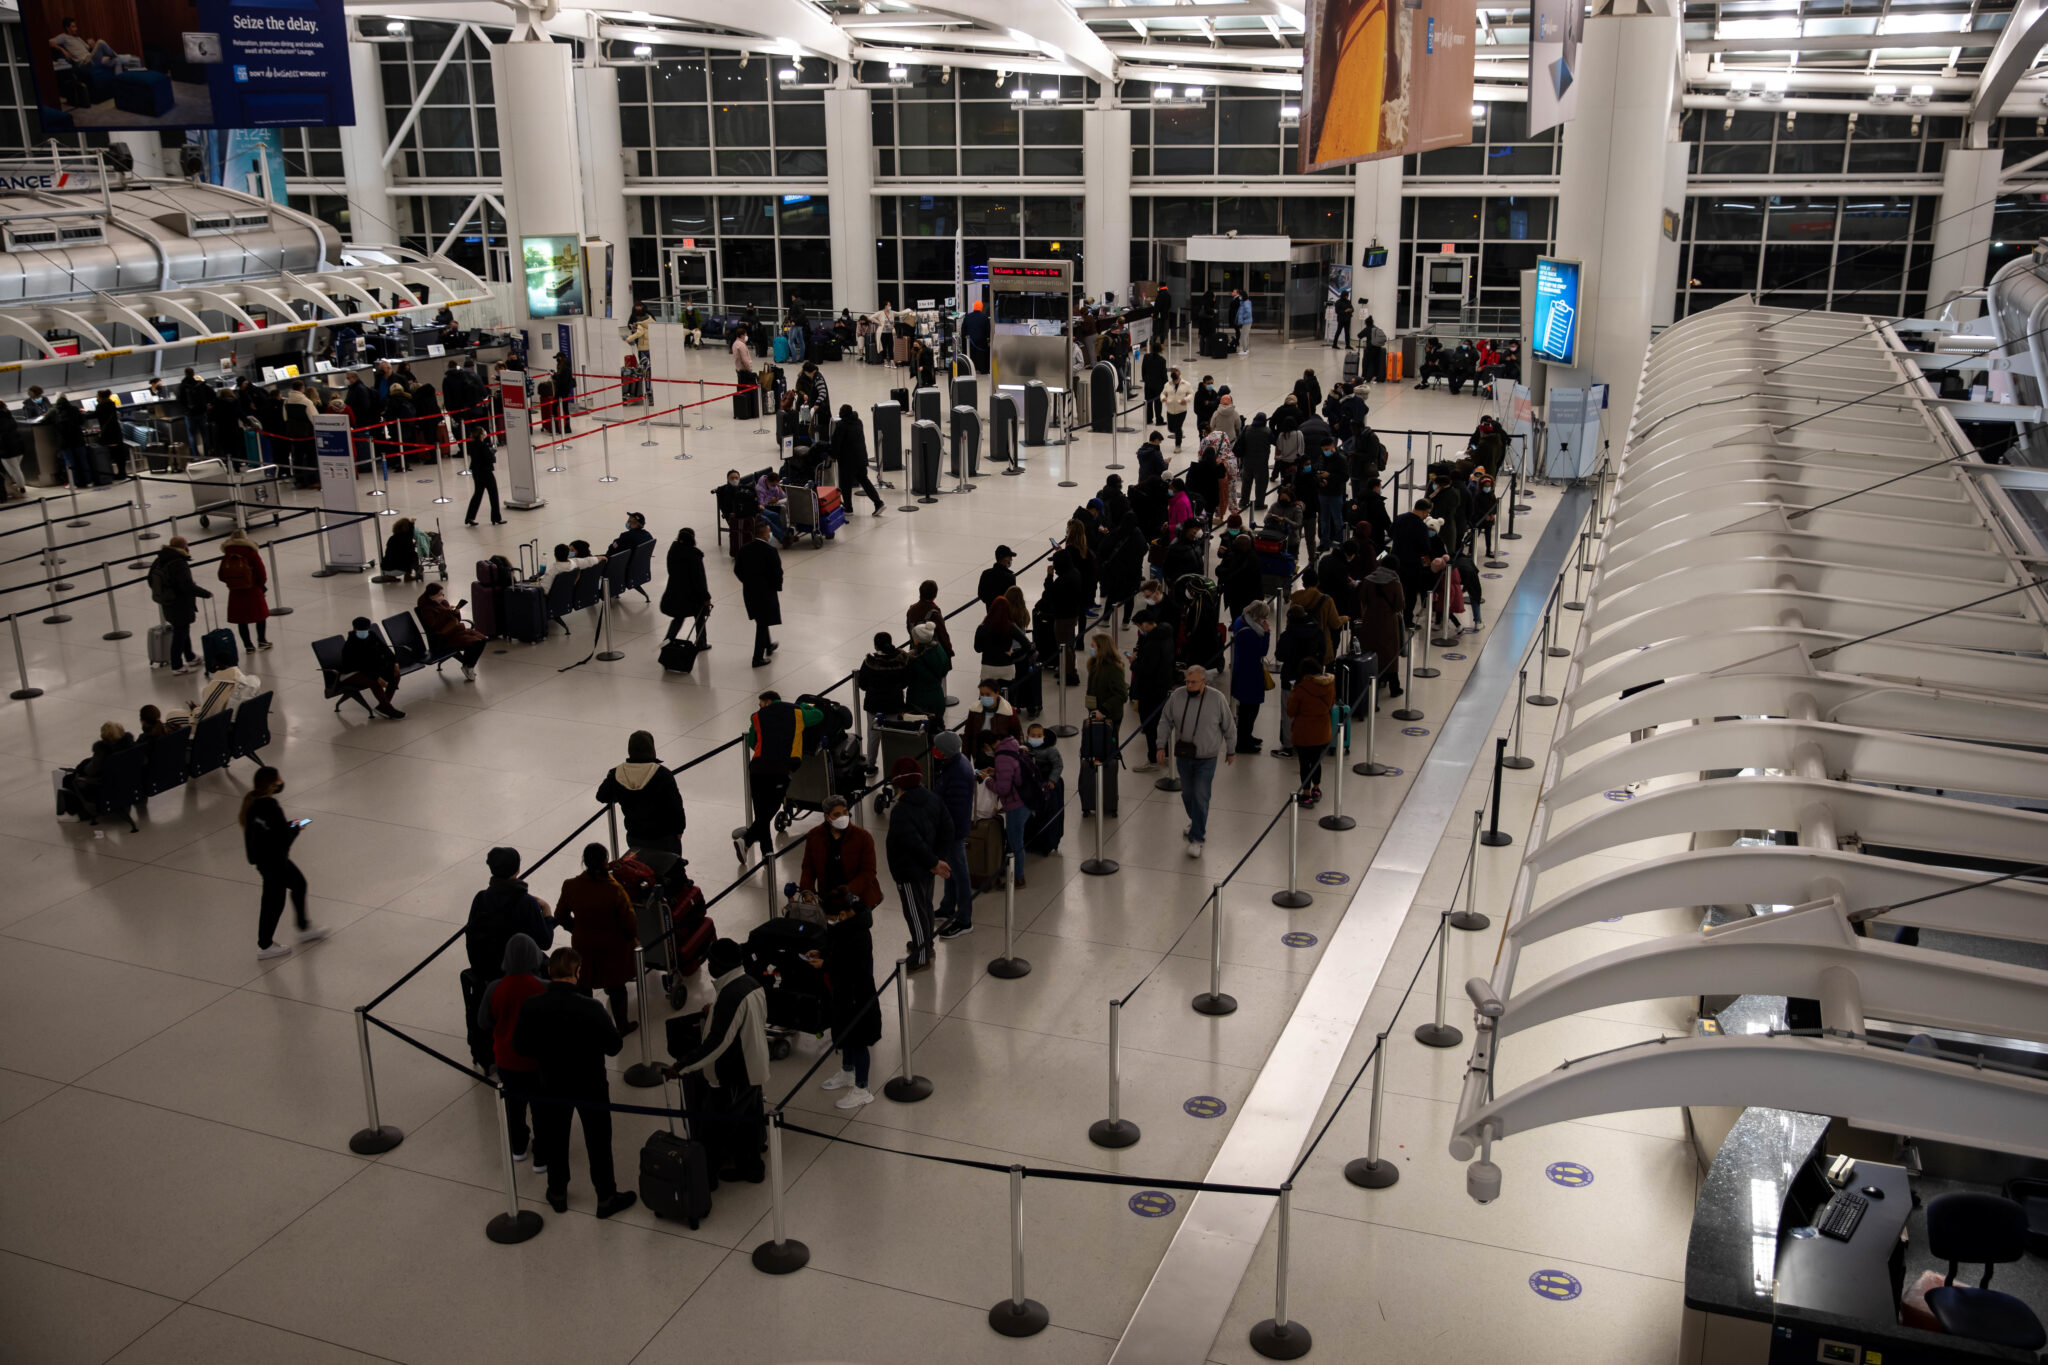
left=1924, top=1191, right=2048, bottom=1351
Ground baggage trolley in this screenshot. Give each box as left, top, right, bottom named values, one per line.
left=742, top=910, right=831, bottom=1060
left=870, top=715, right=932, bottom=814
left=781, top=482, right=828, bottom=548
left=184, top=457, right=230, bottom=526
left=420, top=517, right=449, bottom=582
left=622, top=850, right=709, bottom=1010
left=773, top=733, right=861, bottom=834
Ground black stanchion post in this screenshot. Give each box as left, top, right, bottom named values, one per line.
left=1192, top=883, right=1236, bottom=1016
left=988, top=1164, right=1051, bottom=1336
left=1087, top=999, right=1140, bottom=1148
left=1479, top=738, right=1513, bottom=847
left=1081, top=761, right=1119, bottom=876
left=1412, top=612, right=1440, bottom=680
left=883, top=960, right=933, bottom=1102
left=751, top=1114, right=811, bottom=1273
left=1249, top=1185, right=1311, bottom=1360
left=1343, top=1033, right=1399, bottom=1189
left=988, top=855, right=1031, bottom=979
left=349, top=1008, right=405, bottom=1153
left=8, top=614, right=42, bottom=699
left=485, top=1085, right=544, bottom=1244
left=1414, top=914, right=1464, bottom=1048
left=1272, top=796, right=1312, bottom=909
left=1449, top=810, right=1491, bottom=932
left=1050, top=644, right=1077, bottom=738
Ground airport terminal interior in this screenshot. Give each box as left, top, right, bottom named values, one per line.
left=3, top=1, right=2048, bottom=1363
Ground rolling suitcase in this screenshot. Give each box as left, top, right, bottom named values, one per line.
left=147, top=622, right=175, bottom=667
left=734, top=371, right=759, bottom=420
left=201, top=598, right=238, bottom=674
left=471, top=559, right=507, bottom=639
left=640, top=1085, right=713, bottom=1228
left=1026, top=775, right=1065, bottom=854
left=659, top=638, right=699, bottom=673
left=772, top=334, right=790, bottom=363
left=503, top=583, right=547, bottom=643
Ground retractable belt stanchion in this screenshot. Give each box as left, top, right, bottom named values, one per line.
left=1413, top=602, right=1441, bottom=679
left=1526, top=613, right=1560, bottom=707
left=126, top=504, right=148, bottom=568
left=1429, top=559, right=1460, bottom=650
left=1088, top=998, right=1140, bottom=1148
left=751, top=1113, right=810, bottom=1272
left=64, top=477, right=88, bottom=528
left=486, top=1086, right=544, bottom=1244
left=1391, top=626, right=1423, bottom=722
left=1414, top=914, right=1464, bottom=1048
left=596, top=597, right=624, bottom=662
left=1564, top=529, right=1589, bottom=611
left=675, top=408, right=692, bottom=463
left=432, top=444, right=451, bottom=504
left=1271, top=795, right=1312, bottom=909
left=8, top=614, right=41, bottom=699
left=988, top=856, right=1031, bottom=979
left=348, top=1008, right=404, bottom=1153
left=1248, top=1185, right=1311, bottom=1360
left=1319, top=705, right=1355, bottom=831
left=1050, top=644, right=1077, bottom=738
left=42, top=571, right=72, bottom=624
left=264, top=539, right=293, bottom=615
left=622, top=943, right=663, bottom=1087
left=1354, top=673, right=1389, bottom=776
left=1192, top=883, right=1236, bottom=1016
left=133, top=478, right=159, bottom=541
left=695, top=380, right=713, bottom=431
left=1342, top=1034, right=1399, bottom=1189
left=598, top=421, right=618, bottom=483
left=884, top=959, right=933, bottom=1102
left=99, top=563, right=130, bottom=640
left=988, top=1164, right=1050, bottom=1336
left=1081, top=760, right=1119, bottom=876
left=1478, top=738, right=1513, bottom=847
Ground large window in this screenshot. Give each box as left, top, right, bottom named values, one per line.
left=1124, top=83, right=1339, bottom=178
left=875, top=195, right=1082, bottom=309
left=1407, top=103, right=1557, bottom=179
left=617, top=49, right=826, bottom=179
left=377, top=21, right=499, bottom=180
left=1394, top=195, right=1554, bottom=324
left=1676, top=194, right=1935, bottom=318
left=1681, top=108, right=1949, bottom=179
left=868, top=66, right=1090, bottom=178
left=628, top=193, right=831, bottom=310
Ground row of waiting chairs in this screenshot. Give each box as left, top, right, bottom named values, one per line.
left=62, top=692, right=274, bottom=831
left=312, top=610, right=470, bottom=715
left=541, top=540, right=655, bottom=636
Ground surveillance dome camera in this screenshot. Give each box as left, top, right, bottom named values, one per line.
left=1467, top=1160, right=1502, bottom=1204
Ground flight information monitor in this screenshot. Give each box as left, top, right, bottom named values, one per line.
left=1531, top=256, right=1581, bottom=366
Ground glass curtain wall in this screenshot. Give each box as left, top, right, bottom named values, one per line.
left=1676, top=194, right=1936, bottom=318
left=376, top=22, right=499, bottom=180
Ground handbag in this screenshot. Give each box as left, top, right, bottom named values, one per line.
left=1261, top=664, right=1276, bottom=692
left=1171, top=693, right=1200, bottom=760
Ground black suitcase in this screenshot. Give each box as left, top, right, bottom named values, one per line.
left=459, top=967, right=494, bottom=1070
left=659, top=638, right=699, bottom=673
left=1026, top=775, right=1065, bottom=854
left=1009, top=660, right=1043, bottom=714
left=503, top=583, right=547, bottom=643
left=202, top=627, right=238, bottom=674
left=1342, top=350, right=1362, bottom=382
left=734, top=371, right=759, bottom=420
left=641, top=1087, right=713, bottom=1228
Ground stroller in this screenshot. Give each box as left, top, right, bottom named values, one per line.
left=743, top=905, right=832, bottom=1061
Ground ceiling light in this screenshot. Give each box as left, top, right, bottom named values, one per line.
left=1871, top=82, right=1896, bottom=103
left=1153, top=83, right=1173, bottom=99
left=1012, top=86, right=1031, bottom=101
left=1183, top=85, right=1203, bottom=99
left=887, top=65, right=910, bottom=85
left=1761, top=74, right=1787, bottom=103
left=631, top=43, right=653, bottom=58
left=1470, top=102, right=1485, bottom=118
left=779, top=66, right=801, bottom=86
left=1728, top=75, right=1753, bottom=97
left=1279, top=103, right=1300, bottom=124
left=1908, top=82, right=1934, bottom=106
left=385, top=19, right=406, bottom=34
left=1039, top=87, right=1059, bottom=101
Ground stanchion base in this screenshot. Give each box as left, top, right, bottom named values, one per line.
left=1525, top=694, right=1558, bottom=708
left=1318, top=813, right=1356, bottom=831
left=102, top=629, right=132, bottom=641
left=1353, top=761, right=1391, bottom=776
left=1390, top=707, right=1423, bottom=722
left=1088, top=1118, right=1141, bottom=1149
left=433, top=496, right=453, bottom=505
left=1154, top=775, right=1181, bottom=792
left=1411, top=667, right=1440, bottom=680
left=1345, top=1156, right=1400, bottom=1189
left=884, top=1074, right=934, bottom=1104
left=1448, top=911, right=1492, bottom=932
left=596, top=650, right=626, bottom=662
left=486, top=1209, right=544, bottom=1245
left=1562, top=601, right=1584, bottom=612
left=1545, top=645, right=1570, bottom=658
left=622, top=1062, right=665, bottom=1089
left=1478, top=831, right=1513, bottom=848
left=1250, top=1318, right=1313, bottom=1360
left=349, top=1123, right=405, bottom=1155
left=1048, top=723, right=1078, bottom=738
left=1057, top=480, right=1077, bottom=489
left=1001, top=468, right=1026, bottom=477
left=41, top=613, right=72, bottom=624
left=989, top=1298, right=1050, bottom=1338
left=1483, top=559, right=1508, bottom=570
left=917, top=496, right=939, bottom=505
left=1271, top=889, right=1314, bottom=909
left=598, top=476, right=620, bottom=484
left=898, top=504, right=920, bottom=513
left=987, top=955, right=1032, bottom=979
left=1414, top=1022, right=1464, bottom=1049
left=269, top=606, right=295, bottom=617
left=1501, top=755, right=1534, bottom=770
left=1502, top=532, right=1523, bottom=540
left=1193, top=991, right=1238, bottom=1017
left=1080, top=858, right=1120, bottom=876
left=1431, top=634, right=1461, bottom=650
left=10, top=687, right=44, bottom=699
left=751, top=1237, right=811, bottom=1275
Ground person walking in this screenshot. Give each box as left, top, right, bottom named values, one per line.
left=147, top=537, right=211, bottom=676
left=216, top=528, right=272, bottom=653
left=799, top=797, right=885, bottom=1109
left=883, top=756, right=953, bottom=971
left=1162, top=368, right=1193, bottom=450
left=737, top=692, right=803, bottom=862
left=553, top=843, right=641, bottom=1035
left=463, top=425, right=504, bottom=526
left=1285, top=668, right=1337, bottom=807
left=1228, top=600, right=1272, bottom=753
left=1157, top=665, right=1236, bottom=857
left=513, top=946, right=637, bottom=1217
left=831, top=405, right=885, bottom=515
left=1142, top=339, right=1168, bottom=424
left=733, top=521, right=783, bottom=667
left=597, top=730, right=685, bottom=856
left=476, top=933, right=548, bottom=1166
left=660, top=526, right=711, bottom=648
left=242, top=766, right=327, bottom=959
left=1128, top=608, right=1178, bottom=772
left=416, top=582, right=487, bottom=681
left=665, top=938, right=769, bottom=1184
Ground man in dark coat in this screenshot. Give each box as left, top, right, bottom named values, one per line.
left=596, top=730, right=686, bottom=856
left=146, top=537, right=211, bottom=674
left=883, top=757, right=953, bottom=970
left=339, top=614, right=405, bottom=718
left=733, top=522, right=783, bottom=666
left=661, top=526, right=711, bottom=647
left=1141, top=341, right=1168, bottom=424
left=1388, top=501, right=1443, bottom=628
left=1134, top=433, right=1167, bottom=486
left=513, top=946, right=636, bottom=1217
left=177, top=367, right=213, bottom=460
left=1236, top=414, right=1274, bottom=510
left=977, top=545, right=1017, bottom=606
left=831, top=405, right=884, bottom=514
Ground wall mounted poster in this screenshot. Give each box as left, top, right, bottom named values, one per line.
left=1299, top=0, right=1476, bottom=171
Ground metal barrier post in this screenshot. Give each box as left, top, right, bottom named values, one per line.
left=264, top=539, right=293, bottom=616
left=1391, top=628, right=1422, bottom=721
left=42, top=573, right=72, bottom=625
left=1429, top=559, right=1461, bottom=650
left=1193, top=883, right=1236, bottom=1015
left=1413, top=603, right=1440, bottom=679
left=485, top=1086, right=543, bottom=1244
left=1343, top=1033, right=1399, bottom=1188
left=695, top=379, right=713, bottom=431
left=1414, top=913, right=1464, bottom=1048
left=1526, top=616, right=1559, bottom=707
left=310, top=510, right=338, bottom=579
left=1081, top=762, right=1119, bottom=875
left=988, top=1164, right=1051, bottom=1336
left=65, top=478, right=88, bottom=528
left=126, top=504, right=148, bottom=568
left=432, top=447, right=451, bottom=505
left=596, top=599, right=624, bottom=662
left=1320, top=705, right=1355, bottom=831
left=99, top=563, right=131, bottom=640
left=133, top=478, right=159, bottom=540
left=348, top=1008, right=404, bottom=1153
left=1450, top=809, right=1492, bottom=931
left=622, top=944, right=663, bottom=1087
left=1050, top=644, right=1077, bottom=738
left=1271, top=792, right=1313, bottom=909
left=1479, top=738, right=1513, bottom=847
left=883, top=959, right=933, bottom=1102
left=39, top=501, right=69, bottom=579
left=988, top=854, right=1031, bottom=979
left=1502, top=670, right=1534, bottom=770
left=1088, top=998, right=1140, bottom=1147
left=1355, top=673, right=1388, bottom=776
left=599, top=421, right=618, bottom=483
left=751, top=1115, right=811, bottom=1273
left=1563, top=530, right=1588, bottom=611
left=1249, top=1185, right=1311, bottom=1359
left=8, top=614, right=41, bottom=699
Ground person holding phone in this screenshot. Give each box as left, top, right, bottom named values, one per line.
left=241, top=766, right=327, bottom=960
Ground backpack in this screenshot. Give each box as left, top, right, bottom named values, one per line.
left=1000, top=749, right=1049, bottom=816
left=218, top=551, right=253, bottom=591
left=1368, top=325, right=1387, bottom=347
left=147, top=556, right=174, bottom=605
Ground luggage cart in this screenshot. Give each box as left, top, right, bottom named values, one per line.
left=781, top=482, right=828, bottom=548
left=420, top=517, right=449, bottom=581
left=870, top=715, right=932, bottom=815
left=772, top=732, right=861, bottom=834
left=624, top=850, right=710, bottom=1010
left=742, top=908, right=831, bottom=1060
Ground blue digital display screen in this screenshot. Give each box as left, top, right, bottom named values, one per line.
left=1532, top=256, right=1580, bottom=366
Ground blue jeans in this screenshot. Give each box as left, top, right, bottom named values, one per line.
left=1176, top=756, right=1217, bottom=843
left=938, top=837, right=974, bottom=926
left=1003, top=806, right=1029, bottom=880
left=787, top=326, right=805, bottom=362
left=1319, top=494, right=1344, bottom=546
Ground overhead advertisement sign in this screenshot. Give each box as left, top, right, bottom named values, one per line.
left=1527, top=0, right=1584, bottom=135
left=1298, top=0, right=1476, bottom=171
left=21, top=0, right=356, bottom=134
left=522, top=235, right=587, bottom=320
left=1531, top=256, right=1582, bottom=366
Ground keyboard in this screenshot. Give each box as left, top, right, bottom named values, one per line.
left=1817, top=1193, right=1868, bottom=1241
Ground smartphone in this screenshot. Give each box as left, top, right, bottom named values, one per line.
left=290, top=817, right=312, bottom=829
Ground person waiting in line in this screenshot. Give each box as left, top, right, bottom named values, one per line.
left=977, top=545, right=1017, bottom=606
left=553, top=844, right=641, bottom=1037
left=339, top=616, right=404, bottom=719
left=415, top=582, right=486, bottom=682
left=1162, top=370, right=1193, bottom=450
left=856, top=631, right=911, bottom=765
left=1128, top=608, right=1179, bottom=773
left=665, top=937, right=770, bottom=1183
left=905, top=621, right=951, bottom=730
left=1228, top=599, right=1272, bottom=754
left=735, top=691, right=803, bottom=863
left=883, top=759, right=953, bottom=971
left=906, top=579, right=954, bottom=657
left=243, top=766, right=328, bottom=960
left=1083, top=629, right=1129, bottom=732
left=1194, top=374, right=1221, bottom=437
left=596, top=730, right=685, bottom=857
left=973, top=595, right=1030, bottom=689
left=513, top=946, right=636, bottom=1218
left=216, top=528, right=272, bottom=653
left=1271, top=601, right=1325, bottom=759
left=830, top=405, right=885, bottom=515
left=475, top=932, right=548, bottom=1163
left=1286, top=667, right=1338, bottom=809
left=660, top=526, right=711, bottom=648
left=733, top=521, right=783, bottom=668
left=1157, top=664, right=1236, bottom=858
left=963, top=679, right=1023, bottom=761
left=93, top=390, right=128, bottom=481
left=465, top=847, right=555, bottom=980
left=1135, top=430, right=1168, bottom=486
left=799, top=797, right=885, bottom=1111
left=931, top=730, right=977, bottom=939
left=147, top=536, right=211, bottom=676
left=1142, top=339, right=1168, bottom=425
left=983, top=733, right=1037, bottom=889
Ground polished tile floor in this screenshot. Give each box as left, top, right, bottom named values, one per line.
left=0, top=335, right=1697, bottom=1364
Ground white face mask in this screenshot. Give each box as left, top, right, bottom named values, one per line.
left=1027, top=736, right=1044, bottom=748
left=829, top=815, right=850, bottom=831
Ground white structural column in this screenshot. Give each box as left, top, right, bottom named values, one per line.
left=575, top=59, right=631, bottom=314
left=1550, top=11, right=1681, bottom=439
left=1083, top=103, right=1133, bottom=304
left=824, top=85, right=879, bottom=312
left=492, top=36, right=588, bottom=337
left=339, top=39, right=400, bottom=246
left=1926, top=148, right=2003, bottom=321
left=1352, top=155, right=1402, bottom=331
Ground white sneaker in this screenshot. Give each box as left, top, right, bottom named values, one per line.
left=834, top=1086, right=875, bottom=1110
left=461, top=664, right=477, bottom=681
left=532, top=1160, right=547, bottom=1174
left=1187, top=841, right=1204, bottom=858
left=821, top=1069, right=855, bottom=1091
left=295, top=926, right=330, bottom=945
left=512, top=1147, right=530, bottom=1164
left=172, top=666, right=196, bottom=676
left=257, top=943, right=291, bottom=960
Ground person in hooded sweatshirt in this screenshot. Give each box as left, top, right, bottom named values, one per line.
left=665, top=937, right=770, bottom=1183
left=465, top=846, right=555, bottom=979
left=596, top=730, right=685, bottom=856
left=476, top=932, right=548, bottom=1165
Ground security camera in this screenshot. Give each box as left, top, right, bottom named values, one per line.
left=1467, top=1160, right=1502, bottom=1204
left=1465, top=977, right=1504, bottom=1018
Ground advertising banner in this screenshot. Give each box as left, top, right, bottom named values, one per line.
left=195, top=128, right=289, bottom=204
left=522, top=235, right=587, bottom=320
left=312, top=412, right=365, bottom=570
left=502, top=377, right=544, bottom=509
left=22, top=0, right=355, bottom=134
left=1299, top=0, right=1476, bottom=172
left=1527, top=0, right=1584, bottom=136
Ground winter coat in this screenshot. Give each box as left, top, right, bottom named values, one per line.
left=596, top=761, right=686, bottom=850
left=963, top=694, right=1023, bottom=755
left=147, top=547, right=209, bottom=625
left=1130, top=624, right=1179, bottom=704
left=934, top=752, right=976, bottom=839
left=733, top=537, right=783, bottom=624
left=1229, top=619, right=1271, bottom=707
left=906, top=600, right=953, bottom=658
left=906, top=642, right=950, bottom=714
left=553, top=870, right=638, bottom=991
left=1358, top=567, right=1406, bottom=671
left=477, top=934, right=548, bottom=1073
left=1219, top=541, right=1263, bottom=618
left=660, top=541, right=709, bottom=619
left=1286, top=673, right=1337, bottom=748
left=857, top=649, right=912, bottom=715
left=418, top=592, right=483, bottom=649
left=883, top=784, right=954, bottom=883
left=1142, top=350, right=1167, bottom=393
left=216, top=543, right=269, bottom=625
left=511, top=981, right=623, bottom=1097
left=799, top=823, right=885, bottom=910
left=821, top=902, right=882, bottom=1049
left=976, top=563, right=1016, bottom=606
left=987, top=737, right=1031, bottom=813
left=465, top=878, right=555, bottom=977
left=243, top=795, right=300, bottom=866
left=1211, top=403, right=1243, bottom=442
left=1162, top=379, right=1192, bottom=415
left=1100, top=522, right=1147, bottom=603
left=1084, top=651, right=1129, bottom=719
left=1289, top=586, right=1348, bottom=666
left=1275, top=617, right=1325, bottom=686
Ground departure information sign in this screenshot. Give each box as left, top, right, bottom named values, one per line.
left=1531, top=256, right=1581, bottom=366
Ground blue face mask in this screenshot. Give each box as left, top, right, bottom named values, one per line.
left=354, top=630, right=370, bottom=639
left=980, top=695, right=996, bottom=709
left=1027, top=736, right=1044, bottom=748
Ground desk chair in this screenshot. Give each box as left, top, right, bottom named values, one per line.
left=1925, top=1192, right=2048, bottom=1351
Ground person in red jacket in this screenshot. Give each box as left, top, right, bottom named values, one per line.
left=475, top=932, right=549, bottom=1168
left=216, top=528, right=271, bottom=652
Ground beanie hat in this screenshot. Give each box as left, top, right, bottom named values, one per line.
left=912, top=621, right=936, bottom=644
left=486, top=847, right=520, bottom=879
left=934, top=731, right=962, bottom=759
left=707, top=937, right=745, bottom=977
left=890, top=756, right=925, bottom=787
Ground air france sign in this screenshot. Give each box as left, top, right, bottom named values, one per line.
left=0, top=169, right=97, bottom=193
left=1531, top=256, right=1582, bottom=367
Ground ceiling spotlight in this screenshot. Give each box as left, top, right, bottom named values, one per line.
left=1908, top=83, right=1934, bottom=105
left=1183, top=84, right=1203, bottom=99
left=1871, top=82, right=1896, bottom=103
left=1011, top=85, right=1030, bottom=101
left=1039, top=87, right=1059, bottom=101
left=887, top=65, right=910, bottom=85
left=1728, top=74, right=1753, bottom=97
left=778, top=66, right=800, bottom=85
left=385, top=19, right=406, bottom=34
left=1279, top=103, right=1300, bottom=124
left=631, top=43, right=653, bottom=57
left=1761, top=75, right=1787, bottom=102
left=1470, top=102, right=1485, bottom=118
left=1153, top=83, right=1173, bottom=100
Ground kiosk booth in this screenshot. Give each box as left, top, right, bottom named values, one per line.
left=988, top=258, right=1071, bottom=446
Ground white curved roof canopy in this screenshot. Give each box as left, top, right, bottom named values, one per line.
left=1445, top=299, right=2048, bottom=1182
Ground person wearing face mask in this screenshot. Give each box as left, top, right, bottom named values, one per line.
left=339, top=615, right=404, bottom=718
left=1228, top=600, right=1273, bottom=754
left=798, top=797, right=885, bottom=1108
left=242, top=767, right=328, bottom=960
left=607, top=511, right=654, bottom=560
left=1022, top=722, right=1066, bottom=855
left=1161, top=370, right=1193, bottom=450
left=1193, top=374, right=1220, bottom=437
left=962, top=680, right=1023, bottom=758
